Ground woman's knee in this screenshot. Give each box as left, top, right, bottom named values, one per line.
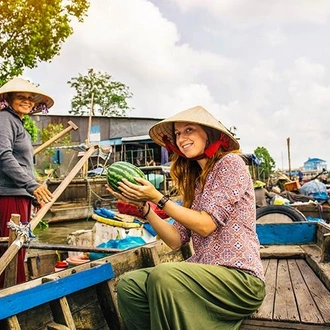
left=116, top=273, right=131, bottom=297
left=147, top=263, right=182, bottom=289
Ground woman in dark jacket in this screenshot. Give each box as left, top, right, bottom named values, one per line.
left=0, top=77, right=54, bottom=287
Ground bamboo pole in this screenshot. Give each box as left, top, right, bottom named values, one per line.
left=0, top=242, right=122, bottom=254
left=0, top=145, right=98, bottom=277
left=33, top=121, right=78, bottom=156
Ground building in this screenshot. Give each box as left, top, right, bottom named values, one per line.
left=303, top=157, right=327, bottom=172
left=301, top=158, right=327, bottom=183
left=32, top=114, right=166, bottom=178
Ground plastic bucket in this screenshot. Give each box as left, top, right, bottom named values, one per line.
left=54, top=260, right=69, bottom=272
left=66, top=255, right=90, bottom=268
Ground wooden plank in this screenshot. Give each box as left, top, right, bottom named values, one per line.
left=251, top=259, right=277, bottom=320
left=296, top=259, right=330, bottom=324
left=97, top=279, right=123, bottom=330
left=321, top=233, right=330, bottom=262
left=67, top=286, right=110, bottom=330
left=0, top=263, right=114, bottom=319
left=302, top=244, right=330, bottom=292
left=14, top=304, right=54, bottom=330
left=273, top=259, right=299, bottom=321
left=141, top=245, right=161, bottom=267
left=47, top=323, right=71, bottom=330
left=261, top=258, right=270, bottom=273
left=260, top=245, right=306, bottom=259
left=287, top=259, right=323, bottom=324
left=1, top=316, right=21, bottom=330
left=257, top=222, right=317, bottom=245
left=242, top=319, right=330, bottom=329
left=50, top=297, right=76, bottom=330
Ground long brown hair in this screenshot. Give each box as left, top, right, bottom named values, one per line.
left=170, top=126, right=240, bottom=207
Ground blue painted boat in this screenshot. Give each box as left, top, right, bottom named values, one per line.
left=0, top=221, right=329, bottom=330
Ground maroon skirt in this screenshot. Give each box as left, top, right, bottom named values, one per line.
left=0, top=196, right=32, bottom=288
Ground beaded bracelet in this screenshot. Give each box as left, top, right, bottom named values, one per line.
left=138, top=202, right=151, bottom=219
left=142, top=202, right=151, bottom=218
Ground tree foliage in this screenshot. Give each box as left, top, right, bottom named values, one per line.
left=0, top=0, right=90, bottom=84
left=39, top=123, right=71, bottom=168
left=67, top=68, right=133, bottom=116
left=23, top=115, right=39, bottom=142
left=254, top=146, right=276, bottom=180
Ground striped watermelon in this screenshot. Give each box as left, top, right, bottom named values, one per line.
left=106, top=161, right=146, bottom=193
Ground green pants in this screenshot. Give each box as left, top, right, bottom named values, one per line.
left=117, top=262, right=265, bottom=330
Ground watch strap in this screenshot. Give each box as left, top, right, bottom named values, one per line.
left=157, top=195, right=170, bottom=209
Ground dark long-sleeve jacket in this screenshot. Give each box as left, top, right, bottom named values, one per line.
left=0, top=107, right=39, bottom=197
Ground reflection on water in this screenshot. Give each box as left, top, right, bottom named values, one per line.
left=34, top=219, right=96, bottom=244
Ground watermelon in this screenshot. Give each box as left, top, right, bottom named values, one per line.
left=107, top=161, right=146, bottom=193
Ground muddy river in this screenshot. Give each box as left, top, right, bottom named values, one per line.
left=34, top=219, right=96, bottom=244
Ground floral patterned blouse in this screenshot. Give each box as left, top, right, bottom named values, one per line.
left=174, top=153, right=265, bottom=281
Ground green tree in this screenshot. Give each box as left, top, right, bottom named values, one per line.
left=39, top=123, right=71, bottom=170
left=0, top=0, right=90, bottom=84
left=23, top=115, right=39, bottom=142
left=254, top=146, right=276, bottom=180
left=67, top=68, right=133, bottom=116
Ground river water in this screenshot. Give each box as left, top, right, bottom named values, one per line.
left=34, top=219, right=96, bottom=244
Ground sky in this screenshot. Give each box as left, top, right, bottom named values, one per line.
left=24, top=0, right=330, bottom=170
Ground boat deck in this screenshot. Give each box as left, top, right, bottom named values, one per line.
left=242, top=246, right=330, bottom=329
left=1, top=223, right=330, bottom=330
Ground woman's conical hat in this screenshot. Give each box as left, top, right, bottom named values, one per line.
left=0, top=77, right=54, bottom=110
left=149, top=105, right=240, bottom=151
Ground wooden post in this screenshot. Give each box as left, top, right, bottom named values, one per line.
left=0, top=146, right=98, bottom=277
left=82, top=94, right=94, bottom=177
left=287, top=137, right=292, bottom=180
left=3, top=214, right=20, bottom=288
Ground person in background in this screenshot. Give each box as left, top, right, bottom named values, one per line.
left=254, top=180, right=275, bottom=207
left=107, top=105, right=265, bottom=330
left=0, top=77, right=54, bottom=288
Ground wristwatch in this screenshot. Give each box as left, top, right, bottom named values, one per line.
left=157, top=195, right=170, bottom=209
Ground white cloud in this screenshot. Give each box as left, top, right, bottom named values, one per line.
left=24, top=0, right=330, bottom=170
left=169, top=0, right=330, bottom=24
left=264, top=27, right=287, bottom=47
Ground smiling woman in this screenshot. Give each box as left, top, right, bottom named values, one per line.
left=6, top=92, right=36, bottom=118
left=0, top=77, right=54, bottom=288
left=106, top=105, right=265, bottom=330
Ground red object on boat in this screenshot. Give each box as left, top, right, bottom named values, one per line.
left=54, top=260, right=69, bottom=272
left=116, top=200, right=168, bottom=219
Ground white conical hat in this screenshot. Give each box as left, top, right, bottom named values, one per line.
left=0, top=77, right=54, bottom=110
left=149, top=105, right=240, bottom=151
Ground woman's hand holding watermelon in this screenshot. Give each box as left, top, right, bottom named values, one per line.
left=118, top=177, right=162, bottom=205
left=105, top=183, right=143, bottom=208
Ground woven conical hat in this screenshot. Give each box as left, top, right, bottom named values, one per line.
left=149, top=105, right=240, bottom=151
left=0, top=77, right=54, bottom=109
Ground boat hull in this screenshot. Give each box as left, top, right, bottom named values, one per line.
left=1, top=223, right=330, bottom=330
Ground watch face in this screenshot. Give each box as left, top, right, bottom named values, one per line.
left=157, top=196, right=169, bottom=209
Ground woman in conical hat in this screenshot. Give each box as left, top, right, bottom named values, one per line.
left=107, top=105, right=265, bottom=330
left=0, top=77, right=54, bottom=115
left=0, top=77, right=54, bottom=288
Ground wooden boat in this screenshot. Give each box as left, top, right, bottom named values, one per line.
left=0, top=220, right=329, bottom=330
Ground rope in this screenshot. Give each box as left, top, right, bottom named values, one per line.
left=7, top=220, right=36, bottom=243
